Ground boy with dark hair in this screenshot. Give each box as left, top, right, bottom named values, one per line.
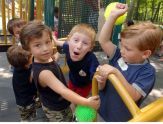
left=7, top=18, right=26, bottom=44
left=20, top=20, right=100, bottom=122
left=6, top=45, right=37, bottom=121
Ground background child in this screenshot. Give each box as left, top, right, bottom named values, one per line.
left=96, top=3, right=162, bottom=122
left=7, top=18, right=27, bottom=45
left=53, top=23, right=99, bottom=98
left=6, top=45, right=37, bottom=121
left=20, top=21, right=100, bottom=122
left=53, top=6, right=59, bottom=38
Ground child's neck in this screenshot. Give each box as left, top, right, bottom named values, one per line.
left=34, top=57, right=53, bottom=63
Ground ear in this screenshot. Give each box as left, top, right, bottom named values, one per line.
left=142, top=50, right=151, bottom=59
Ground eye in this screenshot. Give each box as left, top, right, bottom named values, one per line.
left=35, top=44, right=41, bottom=47
left=83, top=41, right=88, bottom=45
left=46, top=40, right=51, bottom=44
left=73, top=38, right=78, bottom=43
left=125, top=46, right=131, bottom=51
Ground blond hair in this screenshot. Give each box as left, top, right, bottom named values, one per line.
left=121, top=22, right=163, bottom=54
left=68, top=23, right=96, bottom=46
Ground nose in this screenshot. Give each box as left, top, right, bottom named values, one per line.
left=120, top=47, right=125, bottom=55
left=42, top=44, right=49, bottom=51
left=76, top=42, right=82, bottom=50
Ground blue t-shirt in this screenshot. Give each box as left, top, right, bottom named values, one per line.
left=99, top=47, right=155, bottom=122
left=63, top=42, right=99, bottom=87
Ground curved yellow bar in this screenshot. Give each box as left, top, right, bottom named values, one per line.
left=92, top=73, right=163, bottom=122
left=108, top=74, right=141, bottom=116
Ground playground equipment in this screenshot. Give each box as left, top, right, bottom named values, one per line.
left=92, top=72, right=163, bottom=122
left=75, top=70, right=163, bottom=122
left=0, top=0, right=125, bottom=51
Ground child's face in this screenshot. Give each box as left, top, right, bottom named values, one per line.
left=120, top=39, right=147, bottom=64
left=29, top=31, right=53, bottom=63
left=13, top=26, right=22, bottom=39
left=68, top=32, right=92, bottom=61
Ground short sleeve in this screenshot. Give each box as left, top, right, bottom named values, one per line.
left=62, top=42, right=69, bottom=54
left=132, top=66, right=155, bottom=97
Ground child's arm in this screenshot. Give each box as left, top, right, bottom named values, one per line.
left=98, top=64, right=141, bottom=101
left=52, top=35, right=66, bottom=47
left=99, top=3, right=128, bottom=57
left=39, top=70, right=100, bottom=109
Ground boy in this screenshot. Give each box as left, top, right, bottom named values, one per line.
left=7, top=18, right=26, bottom=44
left=6, top=45, right=37, bottom=121
left=19, top=21, right=100, bottom=122
left=96, top=3, right=162, bottom=122
left=53, top=23, right=99, bottom=97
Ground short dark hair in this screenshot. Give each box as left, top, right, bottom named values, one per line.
left=6, top=45, right=31, bottom=68
left=20, top=20, right=52, bottom=50
left=54, top=6, right=59, bottom=14
left=7, top=18, right=26, bottom=35
left=126, top=20, right=134, bottom=27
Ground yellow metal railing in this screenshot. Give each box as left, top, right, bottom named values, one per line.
left=92, top=72, right=163, bottom=122
left=1, top=0, right=7, bottom=44
left=0, top=0, right=43, bottom=45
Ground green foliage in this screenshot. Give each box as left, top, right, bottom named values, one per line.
left=126, top=0, right=163, bottom=23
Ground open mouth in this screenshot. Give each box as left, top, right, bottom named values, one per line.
left=74, top=51, right=79, bottom=55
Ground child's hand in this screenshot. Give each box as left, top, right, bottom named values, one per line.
left=98, top=64, right=118, bottom=77
left=110, top=3, right=128, bottom=18
left=52, top=35, right=58, bottom=44
left=87, top=95, right=100, bottom=110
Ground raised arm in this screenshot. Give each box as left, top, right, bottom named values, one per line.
left=39, top=70, right=100, bottom=110
left=52, top=35, right=66, bottom=47
left=99, top=3, right=128, bottom=57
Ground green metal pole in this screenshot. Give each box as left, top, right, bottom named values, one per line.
left=44, top=0, right=55, bottom=29
left=29, top=0, right=34, bottom=21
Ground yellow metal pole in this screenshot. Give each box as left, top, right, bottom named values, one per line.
left=92, top=72, right=99, bottom=121
left=28, top=0, right=31, bottom=21
left=93, top=73, right=163, bottom=122
left=129, top=98, right=163, bottom=122
left=19, top=0, right=22, bottom=18
left=12, top=0, right=15, bottom=18
left=36, top=0, right=42, bottom=20
left=108, top=74, right=141, bottom=117
left=25, top=0, right=28, bottom=21
left=7, top=5, right=10, bottom=21
left=12, top=0, right=15, bottom=44
left=1, top=0, right=7, bottom=44
left=92, top=72, right=99, bottom=96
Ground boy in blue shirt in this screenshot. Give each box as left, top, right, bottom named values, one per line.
left=53, top=24, right=99, bottom=97
left=96, top=3, right=162, bottom=122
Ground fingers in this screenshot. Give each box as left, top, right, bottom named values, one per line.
left=91, top=95, right=100, bottom=100
left=116, top=3, right=128, bottom=12
left=95, top=75, right=106, bottom=84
